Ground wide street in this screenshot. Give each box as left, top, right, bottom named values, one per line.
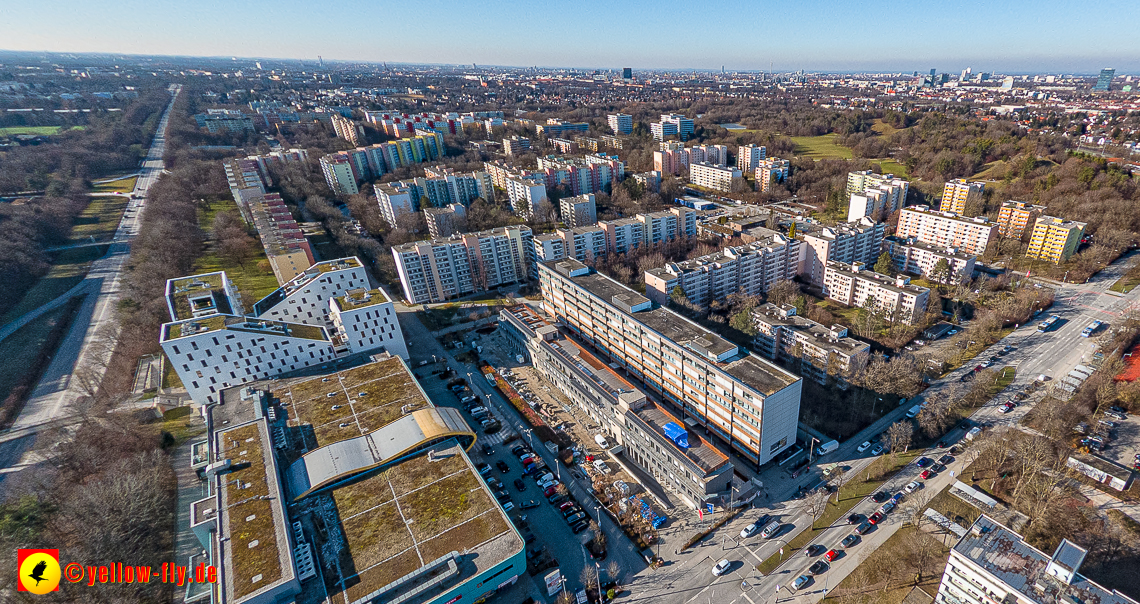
left=0, top=84, right=181, bottom=484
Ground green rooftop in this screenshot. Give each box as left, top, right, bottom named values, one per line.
left=333, top=288, right=390, bottom=312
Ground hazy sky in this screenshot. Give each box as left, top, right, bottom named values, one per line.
left=5, top=0, right=1139, bottom=73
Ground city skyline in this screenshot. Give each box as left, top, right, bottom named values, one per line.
left=4, top=0, right=1140, bottom=73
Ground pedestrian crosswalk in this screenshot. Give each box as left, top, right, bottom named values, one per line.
left=479, top=427, right=519, bottom=446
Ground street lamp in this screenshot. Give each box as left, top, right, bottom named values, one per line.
left=807, top=437, right=819, bottom=464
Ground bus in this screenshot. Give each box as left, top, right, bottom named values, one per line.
left=1081, top=320, right=1102, bottom=338
left=1037, top=315, right=1061, bottom=332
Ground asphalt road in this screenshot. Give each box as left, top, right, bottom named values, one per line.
left=0, top=84, right=180, bottom=484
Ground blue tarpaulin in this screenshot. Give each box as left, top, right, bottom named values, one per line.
left=662, top=422, right=689, bottom=449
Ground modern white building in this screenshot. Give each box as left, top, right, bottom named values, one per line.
left=391, top=226, right=533, bottom=304
left=644, top=230, right=801, bottom=308
left=252, top=258, right=370, bottom=329
left=883, top=235, right=976, bottom=282
left=690, top=162, right=742, bottom=192
left=936, top=515, right=1138, bottom=604
left=799, top=218, right=886, bottom=287
left=328, top=288, right=408, bottom=360
left=375, top=182, right=415, bottom=226
left=652, top=113, right=694, bottom=140
left=896, top=206, right=998, bottom=256
left=539, top=259, right=803, bottom=468
left=559, top=193, right=598, bottom=228
left=750, top=303, right=870, bottom=385
left=822, top=261, right=930, bottom=324
left=607, top=113, right=633, bottom=135
left=737, top=145, right=767, bottom=171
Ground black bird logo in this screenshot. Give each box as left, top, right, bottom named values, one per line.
left=28, top=560, right=48, bottom=586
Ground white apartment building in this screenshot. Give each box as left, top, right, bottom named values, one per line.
left=391, top=226, right=533, bottom=304
left=690, top=162, right=742, bottom=192
left=637, top=207, right=696, bottom=246
left=251, top=258, right=370, bottom=329
left=422, top=166, right=495, bottom=204
left=643, top=229, right=801, bottom=308
left=375, top=182, right=415, bottom=226
left=799, top=218, right=886, bottom=286
left=937, top=515, right=1138, bottom=604
left=896, top=205, right=998, bottom=256
left=320, top=155, right=360, bottom=195
left=328, top=288, right=408, bottom=360
left=607, top=113, right=632, bottom=135
left=539, top=259, right=803, bottom=467
left=822, top=261, right=930, bottom=324
left=737, top=145, right=767, bottom=171
left=652, top=114, right=694, bottom=140
left=600, top=218, right=645, bottom=254
left=883, top=235, right=976, bottom=282
left=507, top=176, right=549, bottom=218
left=755, top=158, right=789, bottom=192
left=532, top=233, right=566, bottom=265
left=559, top=193, right=598, bottom=228
left=845, top=170, right=909, bottom=221
left=424, top=203, right=467, bottom=239
left=750, top=303, right=870, bottom=385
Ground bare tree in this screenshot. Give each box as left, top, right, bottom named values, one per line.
left=606, top=560, right=623, bottom=586
left=804, top=487, right=831, bottom=529
left=886, top=421, right=914, bottom=456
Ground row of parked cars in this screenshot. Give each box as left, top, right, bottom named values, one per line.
left=451, top=380, right=502, bottom=434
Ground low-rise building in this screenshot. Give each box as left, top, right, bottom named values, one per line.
left=896, top=206, right=998, bottom=256
left=936, top=515, right=1137, bottom=604
left=822, top=261, right=930, bottom=324
left=1025, top=215, right=1086, bottom=263
left=499, top=306, right=733, bottom=509
left=644, top=231, right=801, bottom=309
left=799, top=218, right=885, bottom=287
left=247, top=192, right=316, bottom=285
left=996, top=200, right=1047, bottom=239
left=750, top=303, right=870, bottom=385
left=883, top=235, right=976, bottom=282
left=689, top=162, right=741, bottom=192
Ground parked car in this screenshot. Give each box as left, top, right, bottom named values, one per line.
left=482, top=444, right=495, bottom=456
left=712, top=559, right=731, bottom=577
left=740, top=523, right=761, bottom=539
left=570, top=520, right=589, bottom=534
left=868, top=512, right=884, bottom=525
left=920, top=469, right=935, bottom=480
left=872, top=491, right=890, bottom=503
left=514, top=478, right=526, bottom=492
left=841, top=534, right=860, bottom=548
left=805, top=544, right=824, bottom=557
left=760, top=520, right=782, bottom=539
left=878, top=501, right=896, bottom=515
left=855, top=521, right=873, bottom=535
left=870, top=444, right=885, bottom=455
left=916, top=457, right=933, bottom=468
left=938, top=454, right=954, bottom=465
left=520, top=500, right=540, bottom=509
left=497, top=461, right=510, bottom=473
left=793, top=574, right=811, bottom=590
left=847, top=513, right=862, bottom=525
left=477, top=463, right=492, bottom=476
left=904, top=481, right=921, bottom=494
left=565, top=512, right=587, bottom=525
left=511, top=444, right=529, bottom=456
left=857, top=441, right=872, bottom=452
left=824, top=550, right=839, bottom=562
left=808, top=560, right=828, bottom=575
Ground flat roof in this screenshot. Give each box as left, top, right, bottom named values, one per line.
left=635, top=402, right=729, bottom=474
left=163, top=315, right=328, bottom=342
left=954, top=516, right=1137, bottom=604
left=884, top=235, right=976, bottom=260
left=167, top=272, right=233, bottom=321
left=825, top=261, right=930, bottom=295
left=333, top=288, right=391, bottom=312
left=752, top=304, right=869, bottom=355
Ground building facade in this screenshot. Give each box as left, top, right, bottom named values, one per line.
left=822, top=261, right=930, bottom=324
left=883, top=236, right=976, bottom=282
left=690, top=162, right=742, bottom=192
left=799, top=218, right=886, bottom=287
left=425, top=203, right=467, bottom=239
left=939, top=179, right=986, bottom=214
left=559, top=193, right=598, bottom=228
left=1025, top=215, right=1086, bottom=263
left=750, top=303, right=870, bottom=385
left=896, top=206, right=998, bottom=256
left=391, top=226, right=533, bottom=304
left=608, top=113, right=633, bottom=135
left=845, top=170, right=909, bottom=221
left=754, top=158, right=790, bottom=192
left=996, top=200, right=1047, bottom=239
left=737, top=145, right=766, bottom=171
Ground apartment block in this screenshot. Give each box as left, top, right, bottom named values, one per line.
left=391, top=226, right=533, bottom=304
left=560, top=193, right=598, bottom=228
left=654, top=143, right=727, bottom=175
left=755, top=158, right=790, bottom=192
left=194, top=109, right=256, bottom=133
left=330, top=113, right=362, bottom=147
left=319, top=154, right=361, bottom=195
left=896, top=206, right=998, bottom=256
left=531, top=233, right=566, bottom=266
left=799, top=218, right=886, bottom=286
left=537, top=153, right=625, bottom=196
left=1025, top=215, right=1086, bottom=263
left=252, top=258, right=370, bottom=329
left=374, top=182, right=415, bottom=226
left=503, top=135, right=532, bottom=156
left=822, top=261, right=930, bottom=324
left=248, top=193, right=315, bottom=285
left=997, top=200, right=1047, bottom=238
left=499, top=306, right=733, bottom=509
left=633, top=170, right=661, bottom=193
left=508, top=176, right=549, bottom=218
left=608, top=113, right=633, bottom=135
left=638, top=207, right=696, bottom=245
left=883, top=235, right=976, bottom=282
left=538, top=259, right=803, bottom=467
left=425, top=203, right=467, bottom=238
left=365, top=110, right=465, bottom=137
left=318, top=134, right=445, bottom=195
left=423, top=166, right=496, bottom=204
left=690, top=162, right=742, bottom=192
left=651, top=114, right=694, bottom=141
left=600, top=134, right=624, bottom=149
left=549, top=137, right=578, bottom=153
left=644, top=230, right=800, bottom=308
left=846, top=170, right=909, bottom=221
left=939, top=178, right=986, bottom=214
left=601, top=218, right=645, bottom=254
left=936, top=515, right=1137, bottom=604
left=737, top=145, right=767, bottom=171
left=575, top=136, right=601, bottom=152
left=750, top=303, right=870, bottom=385
left=328, top=288, right=408, bottom=360
left=536, top=118, right=589, bottom=138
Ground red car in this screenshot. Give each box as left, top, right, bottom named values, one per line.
left=868, top=512, right=883, bottom=525
left=824, top=549, right=839, bottom=562
left=920, top=469, right=935, bottom=480
left=544, top=485, right=559, bottom=497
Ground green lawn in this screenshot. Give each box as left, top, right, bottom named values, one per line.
left=70, top=194, right=130, bottom=242
left=193, top=199, right=281, bottom=308
left=756, top=451, right=921, bottom=575
left=821, top=524, right=949, bottom=604
left=91, top=176, right=138, bottom=194
left=0, top=126, right=63, bottom=136
left=791, top=134, right=853, bottom=159
left=1110, top=262, right=1140, bottom=293
left=0, top=245, right=108, bottom=325
left=873, top=159, right=910, bottom=178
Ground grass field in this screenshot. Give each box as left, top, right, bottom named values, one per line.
left=1110, top=262, right=1140, bottom=294
left=821, top=524, right=949, bottom=604
left=872, top=159, right=910, bottom=178
left=870, top=119, right=906, bottom=137
left=0, top=126, right=63, bottom=136
left=791, top=134, right=853, bottom=159
left=91, top=176, right=138, bottom=194
left=193, top=199, right=281, bottom=307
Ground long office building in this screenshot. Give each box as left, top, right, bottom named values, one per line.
left=391, top=226, right=533, bottom=304
left=896, top=206, right=998, bottom=256
left=799, top=218, right=886, bottom=287
left=608, top=113, right=633, bottom=134
left=750, top=303, right=870, bottom=386
left=883, top=235, right=976, bottom=282
left=539, top=259, right=802, bottom=467
left=690, top=162, right=742, bottom=192
left=996, top=200, right=1047, bottom=239
left=500, top=305, right=733, bottom=509
left=822, top=261, right=930, bottom=324
left=643, top=230, right=801, bottom=309
left=936, top=515, right=1137, bottom=604
left=1025, top=215, right=1086, bottom=263
left=754, top=158, right=790, bottom=192
left=939, top=178, right=986, bottom=214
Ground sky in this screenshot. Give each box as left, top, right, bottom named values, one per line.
left=5, top=0, right=1140, bottom=73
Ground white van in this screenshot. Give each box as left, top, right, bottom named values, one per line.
left=815, top=440, right=839, bottom=456
left=760, top=520, right=782, bottom=539
left=905, top=404, right=922, bottom=419
left=594, top=434, right=610, bottom=448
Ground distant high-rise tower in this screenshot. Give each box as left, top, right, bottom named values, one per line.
left=1094, top=67, right=1115, bottom=91
left=622, top=67, right=632, bottom=80
left=318, top=55, right=323, bottom=68
left=930, top=68, right=936, bottom=78
left=960, top=67, right=972, bottom=81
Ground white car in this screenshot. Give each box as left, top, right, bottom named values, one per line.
left=712, top=559, right=731, bottom=576
left=904, top=481, right=921, bottom=494
left=740, top=523, right=759, bottom=539
left=870, top=444, right=885, bottom=456
left=857, top=441, right=872, bottom=453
